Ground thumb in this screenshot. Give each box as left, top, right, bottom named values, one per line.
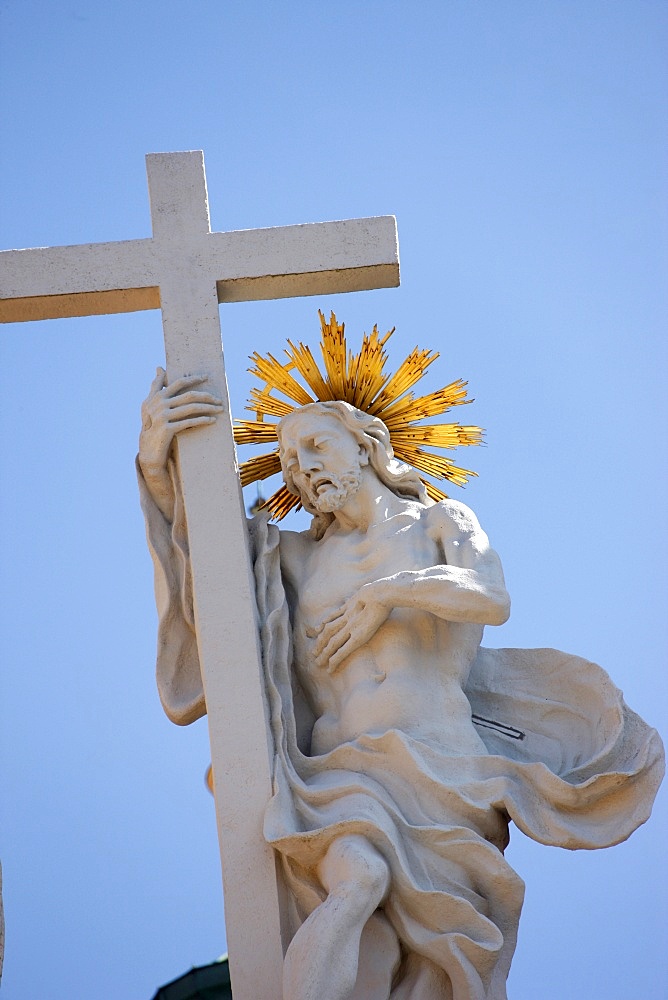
left=150, top=366, right=167, bottom=393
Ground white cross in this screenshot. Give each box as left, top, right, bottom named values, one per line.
left=0, top=150, right=399, bottom=1000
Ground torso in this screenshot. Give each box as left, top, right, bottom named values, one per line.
left=280, top=504, right=488, bottom=757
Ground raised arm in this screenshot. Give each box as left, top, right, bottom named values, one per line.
left=137, top=368, right=224, bottom=724
left=138, top=367, right=224, bottom=521
left=313, top=501, right=509, bottom=672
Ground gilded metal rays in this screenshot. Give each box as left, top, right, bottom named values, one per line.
left=233, top=311, right=483, bottom=519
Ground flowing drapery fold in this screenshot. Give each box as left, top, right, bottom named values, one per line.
left=138, top=465, right=664, bottom=999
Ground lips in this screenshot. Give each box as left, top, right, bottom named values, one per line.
left=311, top=475, right=334, bottom=494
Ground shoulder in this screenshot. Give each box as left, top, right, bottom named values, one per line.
left=423, top=499, right=485, bottom=540
left=424, top=499, right=504, bottom=573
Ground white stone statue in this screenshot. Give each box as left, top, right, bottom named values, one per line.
left=137, top=329, right=664, bottom=1000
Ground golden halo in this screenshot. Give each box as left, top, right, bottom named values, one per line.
left=234, top=311, right=484, bottom=520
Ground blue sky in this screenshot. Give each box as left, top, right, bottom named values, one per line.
left=1, top=2, right=666, bottom=998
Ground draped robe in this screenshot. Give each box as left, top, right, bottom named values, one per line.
left=139, top=460, right=664, bottom=999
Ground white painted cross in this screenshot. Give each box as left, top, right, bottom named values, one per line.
left=0, top=150, right=399, bottom=999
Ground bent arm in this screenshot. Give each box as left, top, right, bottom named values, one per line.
left=369, top=560, right=509, bottom=626
left=313, top=501, right=509, bottom=672
left=369, top=501, right=509, bottom=625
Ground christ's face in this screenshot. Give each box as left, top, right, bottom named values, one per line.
left=279, top=411, right=368, bottom=513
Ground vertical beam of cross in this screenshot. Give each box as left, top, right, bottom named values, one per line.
left=0, top=150, right=400, bottom=999
left=147, top=154, right=288, bottom=998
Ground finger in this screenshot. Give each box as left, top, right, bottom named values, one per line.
left=171, top=416, right=217, bottom=435
left=163, top=374, right=210, bottom=398
left=312, top=617, right=340, bottom=651
left=325, top=633, right=354, bottom=673
left=318, top=603, right=351, bottom=632
left=149, top=367, right=168, bottom=394
left=312, top=616, right=348, bottom=659
left=312, top=601, right=365, bottom=657
left=319, top=606, right=347, bottom=627
left=166, top=390, right=224, bottom=408
left=317, top=627, right=352, bottom=669
left=166, top=402, right=225, bottom=422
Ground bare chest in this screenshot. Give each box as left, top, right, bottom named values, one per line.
left=296, top=518, right=441, bottom=626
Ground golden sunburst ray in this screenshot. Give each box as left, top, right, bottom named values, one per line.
left=248, top=351, right=314, bottom=408
left=246, top=388, right=296, bottom=420
left=389, top=424, right=484, bottom=450
left=380, top=380, right=472, bottom=426
left=347, top=324, right=393, bottom=411
left=235, top=311, right=483, bottom=519
left=423, top=480, right=449, bottom=503
left=371, top=346, right=439, bottom=413
left=233, top=420, right=280, bottom=446
left=238, top=451, right=282, bottom=488
left=319, top=311, right=348, bottom=399
left=263, top=485, right=303, bottom=520
left=285, top=339, right=336, bottom=401
left=393, top=446, right=477, bottom=485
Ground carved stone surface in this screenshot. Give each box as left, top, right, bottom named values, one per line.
left=138, top=389, right=664, bottom=1000
left=0, top=151, right=401, bottom=999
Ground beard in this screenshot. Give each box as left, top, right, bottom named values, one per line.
left=301, top=469, right=362, bottom=513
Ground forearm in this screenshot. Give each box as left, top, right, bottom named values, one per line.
left=369, top=567, right=510, bottom=626
left=137, top=456, right=175, bottom=523
left=136, top=456, right=202, bottom=725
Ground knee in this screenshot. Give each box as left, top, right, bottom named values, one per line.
left=319, top=834, right=390, bottom=903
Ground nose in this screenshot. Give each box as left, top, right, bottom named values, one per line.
left=296, top=446, right=322, bottom=475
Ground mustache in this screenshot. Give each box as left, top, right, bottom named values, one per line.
left=301, top=470, right=361, bottom=513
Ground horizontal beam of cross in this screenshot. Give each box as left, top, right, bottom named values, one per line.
left=0, top=218, right=399, bottom=323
